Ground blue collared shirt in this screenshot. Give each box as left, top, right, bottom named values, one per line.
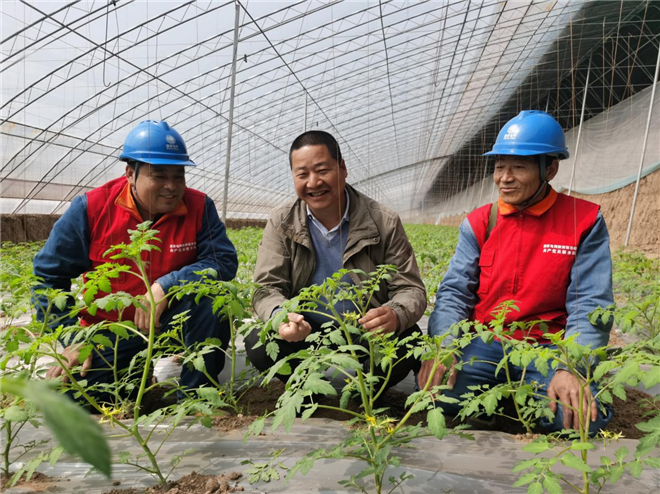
left=306, top=190, right=350, bottom=240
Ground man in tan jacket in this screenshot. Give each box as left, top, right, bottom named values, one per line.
left=246, top=130, right=427, bottom=387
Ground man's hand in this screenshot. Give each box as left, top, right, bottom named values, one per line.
left=417, top=355, right=458, bottom=397
left=358, top=306, right=398, bottom=333
left=279, top=313, right=312, bottom=342
left=547, top=369, right=597, bottom=430
left=46, top=344, right=92, bottom=383
left=134, top=282, right=167, bottom=334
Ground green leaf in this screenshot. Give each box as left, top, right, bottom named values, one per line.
left=614, top=446, right=629, bottom=463
left=628, top=459, right=642, bottom=478
left=329, top=354, right=362, bottom=371
left=512, top=458, right=538, bottom=473
left=108, top=323, right=129, bottom=339
left=1, top=378, right=112, bottom=478
left=641, top=365, right=660, bottom=389
left=522, top=439, right=552, bottom=454
left=593, top=360, right=618, bottom=381
left=49, top=445, right=65, bottom=466
left=327, top=329, right=346, bottom=346
left=3, top=405, right=29, bottom=422
left=542, top=476, right=562, bottom=494
left=53, top=293, right=68, bottom=311
left=271, top=393, right=304, bottom=433
left=483, top=392, right=499, bottom=416
left=561, top=453, right=592, bottom=473
left=245, top=417, right=265, bottom=441
left=609, top=464, right=624, bottom=483
left=427, top=408, right=447, bottom=440
left=527, top=483, right=543, bottom=494
left=571, top=441, right=595, bottom=451
left=92, top=334, right=114, bottom=349
left=612, top=384, right=627, bottom=401
left=98, top=277, right=112, bottom=293
left=192, top=355, right=206, bottom=372
left=512, top=472, right=537, bottom=488
left=265, top=341, right=279, bottom=361
left=301, top=404, right=318, bottom=421
left=302, top=373, right=336, bottom=396
left=78, top=344, right=93, bottom=364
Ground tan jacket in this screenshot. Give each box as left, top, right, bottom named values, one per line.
left=252, top=184, right=427, bottom=331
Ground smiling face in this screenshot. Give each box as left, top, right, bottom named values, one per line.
left=493, top=155, right=558, bottom=208
left=291, top=144, right=347, bottom=224
left=126, top=163, right=186, bottom=220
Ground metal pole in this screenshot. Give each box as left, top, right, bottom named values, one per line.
left=222, top=0, right=240, bottom=224
left=304, top=92, right=308, bottom=132
left=568, top=53, right=592, bottom=196
left=625, top=42, right=660, bottom=246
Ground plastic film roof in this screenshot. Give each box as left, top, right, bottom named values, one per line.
left=0, top=0, right=653, bottom=218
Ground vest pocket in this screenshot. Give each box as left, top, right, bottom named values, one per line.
left=477, top=249, right=495, bottom=294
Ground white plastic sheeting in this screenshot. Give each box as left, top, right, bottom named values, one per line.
left=425, top=83, right=660, bottom=221
left=1, top=0, right=585, bottom=216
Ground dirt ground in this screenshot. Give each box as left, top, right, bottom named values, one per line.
left=1, top=471, right=55, bottom=491
left=209, top=380, right=655, bottom=440
left=104, top=472, right=244, bottom=494
left=436, top=169, right=660, bottom=255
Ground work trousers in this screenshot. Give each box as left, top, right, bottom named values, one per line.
left=67, top=295, right=229, bottom=404
left=245, top=322, right=422, bottom=390
left=433, top=337, right=613, bottom=434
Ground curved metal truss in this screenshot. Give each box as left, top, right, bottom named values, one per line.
left=1, top=0, right=657, bottom=218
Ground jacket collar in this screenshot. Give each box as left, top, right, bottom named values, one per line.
left=115, top=179, right=188, bottom=223
left=498, top=186, right=558, bottom=217
left=280, top=184, right=379, bottom=249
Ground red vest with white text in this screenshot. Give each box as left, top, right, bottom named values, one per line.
left=467, top=189, right=600, bottom=342
left=83, top=176, right=205, bottom=325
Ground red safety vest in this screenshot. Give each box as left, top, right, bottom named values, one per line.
left=467, top=188, right=600, bottom=342
left=83, top=176, right=205, bottom=325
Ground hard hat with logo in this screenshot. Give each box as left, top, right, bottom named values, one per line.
left=483, top=110, right=569, bottom=160
left=119, top=120, right=196, bottom=166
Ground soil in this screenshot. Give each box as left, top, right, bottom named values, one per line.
left=104, top=471, right=244, bottom=494
left=607, top=388, right=659, bottom=439
left=207, top=381, right=655, bottom=440
left=1, top=471, right=54, bottom=490
left=573, top=170, right=660, bottom=256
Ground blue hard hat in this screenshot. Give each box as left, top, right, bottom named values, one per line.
left=119, top=120, right=195, bottom=166
left=483, top=110, right=570, bottom=160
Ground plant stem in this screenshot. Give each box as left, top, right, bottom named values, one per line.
left=315, top=404, right=365, bottom=419
left=381, top=353, right=442, bottom=446
left=501, top=346, right=532, bottom=433
left=2, top=422, right=12, bottom=477
left=229, top=319, right=237, bottom=398
left=133, top=263, right=157, bottom=422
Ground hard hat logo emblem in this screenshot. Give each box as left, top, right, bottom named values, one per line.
left=503, top=124, right=519, bottom=140
left=165, top=134, right=179, bottom=150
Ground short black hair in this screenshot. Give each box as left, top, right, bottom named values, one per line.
left=289, top=130, right=343, bottom=167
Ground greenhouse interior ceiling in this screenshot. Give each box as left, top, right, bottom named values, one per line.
left=1, top=0, right=659, bottom=221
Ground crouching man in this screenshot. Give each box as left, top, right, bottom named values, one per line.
left=35, top=120, right=238, bottom=401
left=246, top=130, right=426, bottom=388
left=421, top=111, right=614, bottom=433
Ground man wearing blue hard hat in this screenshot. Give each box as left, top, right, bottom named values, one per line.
left=34, top=120, right=238, bottom=402
left=421, top=111, right=614, bottom=433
